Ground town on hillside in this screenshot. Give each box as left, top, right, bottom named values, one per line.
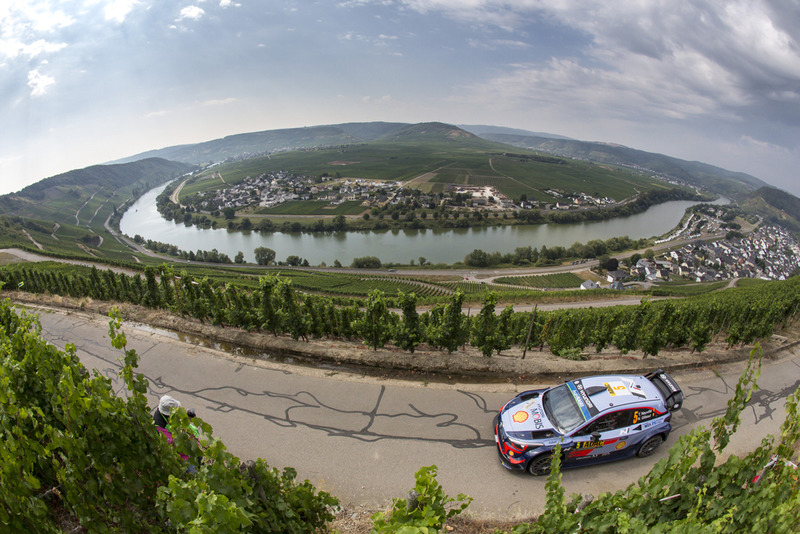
left=591, top=224, right=800, bottom=291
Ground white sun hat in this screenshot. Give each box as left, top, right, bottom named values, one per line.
left=158, top=395, right=181, bottom=417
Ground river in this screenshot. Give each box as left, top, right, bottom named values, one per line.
left=120, top=184, right=726, bottom=265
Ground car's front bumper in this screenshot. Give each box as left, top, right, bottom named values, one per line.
left=494, top=414, right=529, bottom=471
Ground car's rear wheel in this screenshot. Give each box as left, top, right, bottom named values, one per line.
left=527, top=454, right=552, bottom=476
left=637, top=435, right=663, bottom=458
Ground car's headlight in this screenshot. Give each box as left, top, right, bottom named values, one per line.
left=508, top=437, right=543, bottom=450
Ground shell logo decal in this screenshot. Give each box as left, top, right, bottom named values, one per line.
left=616, top=441, right=627, bottom=450
left=512, top=411, right=529, bottom=423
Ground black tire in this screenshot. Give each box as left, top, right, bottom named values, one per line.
left=637, top=435, right=663, bottom=458
left=527, top=454, right=552, bottom=476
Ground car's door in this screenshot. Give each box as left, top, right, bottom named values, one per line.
left=563, top=409, right=636, bottom=465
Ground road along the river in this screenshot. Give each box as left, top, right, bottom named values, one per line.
left=30, top=306, right=800, bottom=521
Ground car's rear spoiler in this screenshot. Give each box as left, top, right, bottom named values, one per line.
left=645, top=369, right=684, bottom=412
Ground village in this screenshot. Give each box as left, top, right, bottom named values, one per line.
left=582, top=223, right=800, bottom=291
left=186, top=170, right=617, bottom=215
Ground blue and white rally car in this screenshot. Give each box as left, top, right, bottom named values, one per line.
left=494, top=370, right=683, bottom=476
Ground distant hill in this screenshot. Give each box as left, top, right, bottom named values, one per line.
left=0, top=158, right=193, bottom=222
left=477, top=133, right=768, bottom=200
left=374, top=121, right=484, bottom=144
left=177, top=122, right=685, bottom=206
left=458, top=124, right=573, bottom=140
left=740, top=186, right=800, bottom=233
left=113, top=123, right=411, bottom=166
left=111, top=122, right=767, bottom=202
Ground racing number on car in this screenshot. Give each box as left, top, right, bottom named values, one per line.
left=603, top=382, right=627, bottom=396
left=575, top=439, right=611, bottom=450
left=632, top=408, right=655, bottom=424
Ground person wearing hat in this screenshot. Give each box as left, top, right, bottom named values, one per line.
left=154, top=394, right=181, bottom=429
left=153, top=394, right=200, bottom=469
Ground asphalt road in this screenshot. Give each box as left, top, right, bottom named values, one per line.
left=30, top=306, right=800, bottom=521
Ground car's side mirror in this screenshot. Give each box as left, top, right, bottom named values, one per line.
left=591, top=431, right=601, bottom=441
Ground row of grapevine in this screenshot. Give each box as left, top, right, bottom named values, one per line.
left=441, top=280, right=490, bottom=294
left=529, top=279, right=800, bottom=356
left=494, top=272, right=584, bottom=288
left=2, top=263, right=799, bottom=358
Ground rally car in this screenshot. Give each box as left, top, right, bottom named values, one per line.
left=494, top=370, right=684, bottom=476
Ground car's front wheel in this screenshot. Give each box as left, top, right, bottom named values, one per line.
left=637, top=435, right=664, bottom=458
left=527, top=454, right=552, bottom=476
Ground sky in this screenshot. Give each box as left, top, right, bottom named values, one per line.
left=2, top=0, right=799, bottom=196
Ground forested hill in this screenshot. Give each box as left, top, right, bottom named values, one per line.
left=478, top=132, right=767, bottom=200
left=0, top=158, right=193, bottom=221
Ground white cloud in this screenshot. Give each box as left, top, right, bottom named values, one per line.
left=177, top=5, right=205, bottom=21
left=27, top=68, right=55, bottom=97
left=10, top=2, right=76, bottom=33
left=219, top=0, right=241, bottom=6
left=0, top=37, right=67, bottom=60
left=104, top=0, right=142, bottom=23
left=0, top=2, right=73, bottom=61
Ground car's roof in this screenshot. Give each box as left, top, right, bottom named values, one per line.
left=566, top=374, right=665, bottom=419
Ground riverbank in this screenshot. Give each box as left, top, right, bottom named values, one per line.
left=123, top=182, right=725, bottom=265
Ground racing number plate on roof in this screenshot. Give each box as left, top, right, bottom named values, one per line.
left=567, top=380, right=600, bottom=421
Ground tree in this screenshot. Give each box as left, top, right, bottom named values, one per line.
left=222, top=207, right=236, bottom=219
left=598, top=255, right=619, bottom=271
left=234, top=251, right=245, bottom=264
left=465, top=249, right=490, bottom=267
left=351, top=256, right=382, bottom=269
left=254, top=247, right=276, bottom=266
left=332, top=214, right=347, bottom=231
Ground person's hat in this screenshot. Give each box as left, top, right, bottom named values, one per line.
left=158, top=395, right=181, bottom=417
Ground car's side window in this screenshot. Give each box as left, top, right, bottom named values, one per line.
left=587, top=410, right=634, bottom=434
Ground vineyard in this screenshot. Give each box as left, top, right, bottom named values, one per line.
left=2, top=261, right=800, bottom=358
left=0, top=300, right=337, bottom=532
left=1, top=297, right=798, bottom=532
left=265, top=270, right=452, bottom=299
left=493, top=272, right=584, bottom=289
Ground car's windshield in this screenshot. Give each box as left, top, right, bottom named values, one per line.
left=542, top=384, right=584, bottom=434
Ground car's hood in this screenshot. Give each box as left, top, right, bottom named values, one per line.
left=501, top=396, right=557, bottom=438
